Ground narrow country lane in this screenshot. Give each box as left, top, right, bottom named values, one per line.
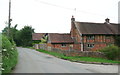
left=12, top=47, right=118, bottom=73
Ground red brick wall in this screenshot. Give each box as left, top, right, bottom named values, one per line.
left=84, top=43, right=107, bottom=51
left=71, top=25, right=81, bottom=43
left=71, top=22, right=74, bottom=37
left=83, top=35, right=114, bottom=51
left=75, top=29, right=81, bottom=43
left=73, top=44, right=81, bottom=51
left=71, top=28, right=81, bottom=50
left=47, top=43, right=54, bottom=47
left=48, top=43, right=74, bottom=50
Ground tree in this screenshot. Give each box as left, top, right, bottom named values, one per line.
left=2, top=25, right=35, bottom=47
left=2, top=24, right=18, bottom=43
left=14, top=30, right=22, bottom=46
left=19, top=26, right=34, bottom=46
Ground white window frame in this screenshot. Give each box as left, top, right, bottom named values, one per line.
left=87, top=44, right=94, bottom=48
left=61, top=44, right=66, bottom=47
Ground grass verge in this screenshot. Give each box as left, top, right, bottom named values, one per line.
left=36, top=49, right=120, bottom=64
left=24, top=46, right=34, bottom=49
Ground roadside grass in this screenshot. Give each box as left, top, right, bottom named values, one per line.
left=23, top=46, right=35, bottom=49
left=36, top=49, right=120, bottom=64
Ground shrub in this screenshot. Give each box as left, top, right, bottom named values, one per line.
left=2, top=35, right=18, bottom=73
left=114, top=36, right=120, bottom=47
left=99, top=45, right=120, bottom=60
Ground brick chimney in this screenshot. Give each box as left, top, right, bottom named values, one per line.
left=70, top=16, right=75, bottom=38
left=105, top=18, right=110, bottom=24
left=71, top=16, right=75, bottom=22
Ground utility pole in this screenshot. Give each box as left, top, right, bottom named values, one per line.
left=8, top=0, right=12, bottom=37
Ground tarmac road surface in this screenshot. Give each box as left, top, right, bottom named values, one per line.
left=12, top=47, right=118, bottom=73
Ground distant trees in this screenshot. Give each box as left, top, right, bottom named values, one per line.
left=2, top=25, right=34, bottom=47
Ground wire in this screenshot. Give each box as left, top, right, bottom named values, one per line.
left=34, top=0, right=74, bottom=10
left=34, top=0, right=119, bottom=19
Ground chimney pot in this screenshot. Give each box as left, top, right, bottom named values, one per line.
left=71, top=15, right=75, bottom=22
left=105, top=18, right=110, bottom=24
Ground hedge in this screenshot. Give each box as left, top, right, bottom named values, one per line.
left=1, top=35, right=18, bottom=73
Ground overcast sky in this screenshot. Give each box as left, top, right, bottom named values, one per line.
left=0, top=0, right=119, bottom=33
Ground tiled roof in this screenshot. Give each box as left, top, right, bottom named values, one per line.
left=48, top=33, right=74, bottom=44
left=74, top=22, right=119, bottom=35
left=32, top=33, right=45, bottom=40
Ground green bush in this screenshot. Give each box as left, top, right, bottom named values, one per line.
left=114, top=36, right=120, bottom=47
left=2, top=35, right=18, bottom=73
left=99, top=45, right=120, bottom=60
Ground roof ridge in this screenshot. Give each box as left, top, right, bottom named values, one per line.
left=75, top=21, right=104, bottom=24
left=75, top=21, right=118, bottom=25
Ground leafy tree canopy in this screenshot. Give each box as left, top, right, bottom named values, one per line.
left=2, top=25, right=35, bottom=47
left=19, top=26, right=34, bottom=46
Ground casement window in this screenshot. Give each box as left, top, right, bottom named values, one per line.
left=61, top=44, right=66, bottom=47
left=87, top=44, right=94, bottom=48
left=87, top=35, right=95, bottom=40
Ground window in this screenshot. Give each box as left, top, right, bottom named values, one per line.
left=106, top=35, right=110, bottom=39
left=61, top=44, right=66, bottom=47
left=87, top=44, right=94, bottom=48
left=87, top=35, right=95, bottom=40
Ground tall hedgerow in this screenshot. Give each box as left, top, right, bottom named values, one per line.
left=2, top=35, right=18, bottom=73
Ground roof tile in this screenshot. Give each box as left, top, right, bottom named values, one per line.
left=32, top=33, right=45, bottom=40
left=48, top=33, right=74, bottom=43
left=75, top=22, right=120, bottom=35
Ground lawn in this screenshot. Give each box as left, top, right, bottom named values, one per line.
left=36, top=49, right=120, bottom=64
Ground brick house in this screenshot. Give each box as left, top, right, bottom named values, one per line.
left=47, top=33, right=74, bottom=50
left=71, top=16, right=119, bottom=51
left=32, top=16, right=119, bottom=51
